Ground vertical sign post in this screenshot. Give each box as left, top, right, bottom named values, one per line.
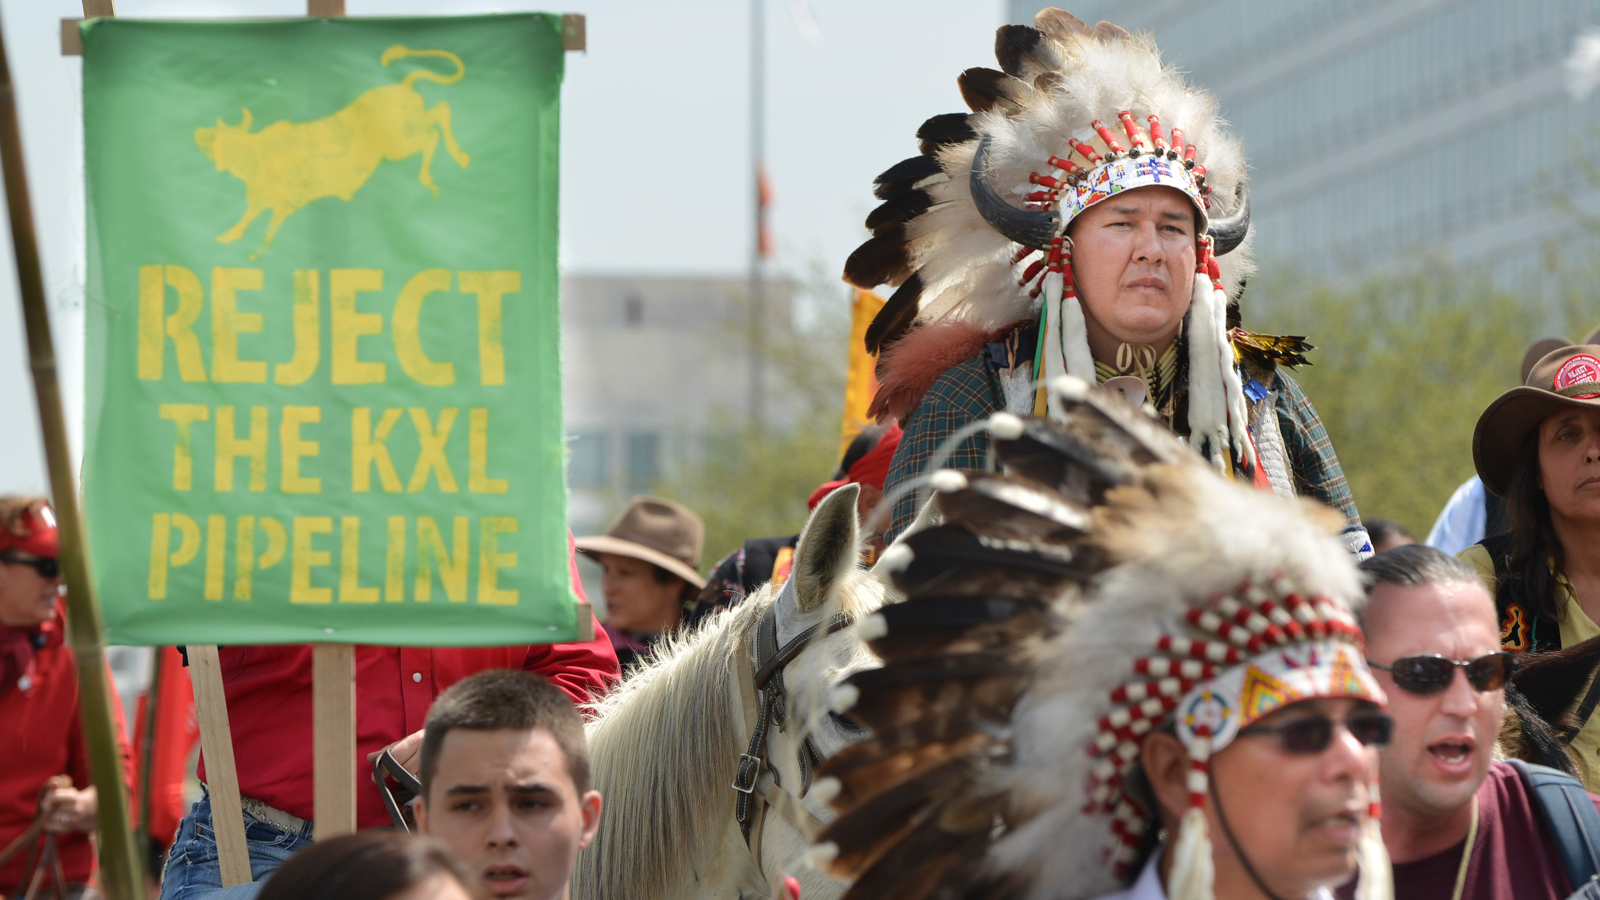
left=0, top=4, right=143, bottom=898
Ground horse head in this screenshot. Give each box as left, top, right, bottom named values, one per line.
left=764, top=484, right=884, bottom=789
left=574, top=485, right=888, bottom=900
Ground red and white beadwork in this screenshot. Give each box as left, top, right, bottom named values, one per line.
left=1082, top=572, right=1383, bottom=877
left=1014, top=110, right=1208, bottom=303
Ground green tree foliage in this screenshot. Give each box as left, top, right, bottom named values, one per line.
left=1250, top=256, right=1589, bottom=539
left=655, top=263, right=852, bottom=569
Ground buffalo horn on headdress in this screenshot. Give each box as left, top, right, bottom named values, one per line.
left=1206, top=190, right=1250, bottom=256
left=969, top=135, right=1060, bottom=251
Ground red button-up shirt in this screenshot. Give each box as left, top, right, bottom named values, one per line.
left=197, top=542, right=618, bottom=829
left=0, top=604, right=133, bottom=891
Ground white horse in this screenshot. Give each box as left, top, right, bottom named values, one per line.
left=574, top=485, right=888, bottom=900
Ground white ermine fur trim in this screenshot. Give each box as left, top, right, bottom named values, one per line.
left=1062, top=293, right=1096, bottom=391
left=1355, top=812, right=1393, bottom=900
left=1216, top=284, right=1256, bottom=470
left=1185, top=277, right=1228, bottom=473
left=1167, top=807, right=1214, bottom=900
left=1040, top=276, right=1067, bottom=418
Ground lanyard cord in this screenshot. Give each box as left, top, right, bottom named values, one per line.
left=1450, top=797, right=1480, bottom=900
left=1209, top=772, right=1294, bottom=900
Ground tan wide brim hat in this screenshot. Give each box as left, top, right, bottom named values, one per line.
left=1474, top=344, right=1600, bottom=498
left=575, top=496, right=706, bottom=588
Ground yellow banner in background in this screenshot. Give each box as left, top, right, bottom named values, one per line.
left=840, top=287, right=886, bottom=457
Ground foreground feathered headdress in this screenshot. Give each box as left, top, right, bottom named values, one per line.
left=847, top=10, right=1258, bottom=473
left=808, top=380, right=1389, bottom=900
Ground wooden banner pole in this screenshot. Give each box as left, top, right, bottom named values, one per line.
left=188, top=646, right=252, bottom=886
left=0, top=8, right=142, bottom=900
left=312, top=644, right=356, bottom=838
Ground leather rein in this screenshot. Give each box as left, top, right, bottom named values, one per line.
left=732, top=604, right=853, bottom=853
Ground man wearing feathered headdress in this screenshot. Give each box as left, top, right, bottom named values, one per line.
left=807, top=381, right=1392, bottom=900
left=848, top=10, right=1366, bottom=554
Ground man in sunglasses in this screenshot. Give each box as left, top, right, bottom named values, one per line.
left=0, top=495, right=133, bottom=898
left=1356, top=544, right=1599, bottom=898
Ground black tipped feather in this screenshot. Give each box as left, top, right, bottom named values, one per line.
left=874, top=155, right=945, bottom=201
left=863, top=272, right=923, bottom=352
left=957, top=67, right=1031, bottom=115
left=994, top=25, right=1065, bottom=82
left=866, top=190, right=935, bottom=235
left=916, top=113, right=976, bottom=156
left=844, top=227, right=914, bottom=291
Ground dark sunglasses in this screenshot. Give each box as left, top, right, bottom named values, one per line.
left=1366, top=652, right=1515, bottom=696
left=1237, top=713, right=1393, bottom=754
left=0, top=552, right=59, bottom=579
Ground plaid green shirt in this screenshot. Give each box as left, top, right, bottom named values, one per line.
left=882, top=349, right=1360, bottom=543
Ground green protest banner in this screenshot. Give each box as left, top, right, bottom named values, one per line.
left=80, top=15, right=576, bottom=647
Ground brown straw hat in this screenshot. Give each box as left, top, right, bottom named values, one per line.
left=1474, top=345, right=1600, bottom=497
left=574, top=496, right=706, bottom=588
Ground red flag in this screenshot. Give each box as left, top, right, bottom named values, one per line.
left=132, top=647, right=198, bottom=851
left=757, top=164, right=776, bottom=259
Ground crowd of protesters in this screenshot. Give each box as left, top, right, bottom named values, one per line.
left=9, top=327, right=1600, bottom=899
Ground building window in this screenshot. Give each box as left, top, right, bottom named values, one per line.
left=624, top=292, right=644, bottom=327
left=568, top=432, right=610, bottom=490
left=626, top=431, right=660, bottom=493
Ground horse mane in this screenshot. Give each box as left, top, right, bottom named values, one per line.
left=575, top=567, right=885, bottom=900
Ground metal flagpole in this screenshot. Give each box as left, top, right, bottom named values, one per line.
left=748, top=0, right=766, bottom=431
left=0, top=9, right=144, bottom=900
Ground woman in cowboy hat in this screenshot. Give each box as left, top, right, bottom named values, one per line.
left=1460, top=343, right=1600, bottom=790
left=575, top=497, right=705, bottom=672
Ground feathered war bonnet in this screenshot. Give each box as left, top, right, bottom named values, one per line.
left=807, top=386, right=1387, bottom=900
left=845, top=10, right=1256, bottom=476
left=993, top=461, right=1392, bottom=900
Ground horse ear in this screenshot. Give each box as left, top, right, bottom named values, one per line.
left=789, top=484, right=861, bottom=614
left=237, top=108, right=253, bottom=129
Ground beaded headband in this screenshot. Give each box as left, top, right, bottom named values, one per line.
left=1013, top=112, right=1211, bottom=304
left=1084, top=572, right=1383, bottom=876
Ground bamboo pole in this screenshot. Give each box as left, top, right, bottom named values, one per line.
left=0, top=9, right=143, bottom=900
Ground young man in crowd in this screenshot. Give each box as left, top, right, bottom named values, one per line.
left=415, top=670, right=600, bottom=900
left=1356, top=544, right=1600, bottom=898
left=159, top=539, right=616, bottom=899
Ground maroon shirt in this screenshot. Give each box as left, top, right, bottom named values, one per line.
left=1347, top=762, right=1599, bottom=899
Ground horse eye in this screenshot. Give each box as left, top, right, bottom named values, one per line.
left=830, top=711, right=866, bottom=735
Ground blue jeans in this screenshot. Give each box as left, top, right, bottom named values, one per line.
left=158, top=789, right=314, bottom=900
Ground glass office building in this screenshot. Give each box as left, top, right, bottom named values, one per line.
left=1006, top=0, right=1600, bottom=287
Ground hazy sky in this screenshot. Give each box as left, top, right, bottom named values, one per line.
left=0, top=0, right=1001, bottom=494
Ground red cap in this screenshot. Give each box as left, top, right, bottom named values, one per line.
left=0, top=502, right=59, bottom=558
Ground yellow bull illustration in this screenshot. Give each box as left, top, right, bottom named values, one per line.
left=195, top=45, right=470, bottom=258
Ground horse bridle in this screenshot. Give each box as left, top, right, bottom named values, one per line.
left=732, top=603, right=854, bottom=848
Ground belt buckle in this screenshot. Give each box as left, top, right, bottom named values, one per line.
left=732, top=753, right=761, bottom=794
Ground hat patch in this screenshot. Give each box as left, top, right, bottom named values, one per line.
left=1555, top=354, right=1600, bottom=399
